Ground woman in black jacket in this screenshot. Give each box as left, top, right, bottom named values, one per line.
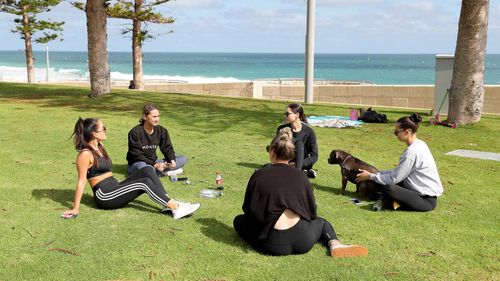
left=127, top=104, right=187, bottom=177
left=233, top=128, right=367, bottom=257
left=276, top=103, right=318, bottom=178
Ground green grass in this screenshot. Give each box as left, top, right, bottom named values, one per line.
left=0, top=82, right=498, bottom=281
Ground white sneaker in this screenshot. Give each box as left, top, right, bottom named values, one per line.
left=172, top=202, right=200, bottom=219
left=162, top=200, right=188, bottom=213
left=164, top=168, right=183, bottom=177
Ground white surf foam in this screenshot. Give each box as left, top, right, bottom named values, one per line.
left=0, top=65, right=242, bottom=83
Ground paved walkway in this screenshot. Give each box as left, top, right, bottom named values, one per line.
left=445, top=149, right=500, bottom=161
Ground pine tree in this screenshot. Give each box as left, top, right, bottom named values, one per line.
left=1, top=0, right=64, bottom=83
left=107, top=0, right=174, bottom=90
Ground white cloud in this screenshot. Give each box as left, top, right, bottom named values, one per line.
left=318, top=0, right=383, bottom=5
left=169, top=0, right=225, bottom=9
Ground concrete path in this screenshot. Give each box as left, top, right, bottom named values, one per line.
left=446, top=149, right=500, bottom=161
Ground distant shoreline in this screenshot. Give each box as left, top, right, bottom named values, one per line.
left=0, top=49, right=499, bottom=55
left=2, top=52, right=500, bottom=85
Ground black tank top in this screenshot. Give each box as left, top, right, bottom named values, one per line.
left=87, top=155, right=112, bottom=179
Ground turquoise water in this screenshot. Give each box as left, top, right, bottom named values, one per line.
left=0, top=51, right=499, bottom=84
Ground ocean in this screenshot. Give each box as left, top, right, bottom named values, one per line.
left=0, top=51, right=499, bottom=85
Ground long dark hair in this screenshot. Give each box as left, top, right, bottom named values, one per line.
left=397, top=113, right=423, bottom=133
left=139, top=104, right=159, bottom=125
left=72, top=118, right=109, bottom=167
left=288, top=103, right=307, bottom=123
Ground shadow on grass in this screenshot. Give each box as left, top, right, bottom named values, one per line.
left=112, top=163, right=130, bottom=178
left=32, top=188, right=95, bottom=209
left=311, top=182, right=358, bottom=198
left=235, top=162, right=264, bottom=170
left=196, top=217, right=249, bottom=251
left=0, top=83, right=282, bottom=137
left=122, top=200, right=161, bottom=214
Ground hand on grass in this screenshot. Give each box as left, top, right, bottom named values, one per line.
left=63, top=208, right=79, bottom=216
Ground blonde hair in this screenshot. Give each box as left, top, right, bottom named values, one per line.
left=270, top=127, right=295, bottom=161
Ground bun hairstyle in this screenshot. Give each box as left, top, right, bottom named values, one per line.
left=288, top=103, right=308, bottom=123
left=397, top=113, right=423, bottom=133
left=139, top=104, right=159, bottom=125
left=269, top=127, right=295, bottom=161
left=72, top=117, right=109, bottom=166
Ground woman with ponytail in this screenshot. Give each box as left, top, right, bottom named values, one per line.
left=277, top=103, right=318, bottom=178
left=63, top=118, right=200, bottom=219
left=356, top=113, right=443, bottom=212
left=234, top=128, right=368, bottom=258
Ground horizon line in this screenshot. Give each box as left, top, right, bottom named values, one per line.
left=1, top=49, right=499, bottom=55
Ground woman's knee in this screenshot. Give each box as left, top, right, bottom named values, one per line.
left=233, top=214, right=246, bottom=231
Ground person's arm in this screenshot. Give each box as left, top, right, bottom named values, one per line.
left=242, top=172, right=258, bottom=215
left=302, top=128, right=318, bottom=168
left=159, top=127, right=176, bottom=163
left=64, top=151, right=92, bottom=215
left=357, top=152, right=415, bottom=185
left=370, top=155, right=414, bottom=185
left=128, top=130, right=155, bottom=165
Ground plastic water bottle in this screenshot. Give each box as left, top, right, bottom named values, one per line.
left=169, top=173, right=178, bottom=182
left=215, top=171, right=224, bottom=190
left=200, top=189, right=223, bottom=198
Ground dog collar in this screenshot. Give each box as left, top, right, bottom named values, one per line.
left=341, top=155, right=352, bottom=167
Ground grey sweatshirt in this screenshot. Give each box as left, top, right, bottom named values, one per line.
left=370, top=139, right=443, bottom=197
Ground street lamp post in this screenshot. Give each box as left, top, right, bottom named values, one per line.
left=46, top=45, right=49, bottom=83
left=304, top=0, right=316, bottom=104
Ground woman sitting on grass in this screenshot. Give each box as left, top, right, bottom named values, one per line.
left=356, top=113, right=443, bottom=212
left=277, top=103, right=318, bottom=178
left=62, top=118, right=200, bottom=219
left=127, top=104, right=187, bottom=177
left=234, top=128, right=368, bottom=257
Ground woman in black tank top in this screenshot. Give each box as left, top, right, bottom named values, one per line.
left=61, top=118, right=200, bottom=220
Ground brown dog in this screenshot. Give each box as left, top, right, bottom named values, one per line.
left=327, top=149, right=382, bottom=200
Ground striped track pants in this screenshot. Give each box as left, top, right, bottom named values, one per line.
left=92, top=166, right=171, bottom=210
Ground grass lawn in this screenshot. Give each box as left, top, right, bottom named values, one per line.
left=0, top=82, right=498, bottom=281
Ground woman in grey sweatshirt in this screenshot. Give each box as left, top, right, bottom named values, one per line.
left=356, top=113, right=443, bottom=211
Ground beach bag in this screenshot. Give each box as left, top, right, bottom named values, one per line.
left=358, top=108, right=388, bottom=123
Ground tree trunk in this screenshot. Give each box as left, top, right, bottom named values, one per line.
left=448, top=0, right=489, bottom=124
left=132, top=0, right=144, bottom=90
left=85, top=0, right=111, bottom=97
left=22, top=7, right=35, bottom=83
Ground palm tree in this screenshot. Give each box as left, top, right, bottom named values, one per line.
left=448, top=0, right=489, bottom=124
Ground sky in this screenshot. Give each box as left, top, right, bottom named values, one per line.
left=0, top=0, right=499, bottom=54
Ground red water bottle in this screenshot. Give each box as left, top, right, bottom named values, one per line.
left=215, top=171, right=224, bottom=190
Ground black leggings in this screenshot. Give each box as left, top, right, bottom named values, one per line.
left=233, top=214, right=337, bottom=256
left=381, top=183, right=437, bottom=212
left=294, top=140, right=313, bottom=171
left=92, top=166, right=171, bottom=210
